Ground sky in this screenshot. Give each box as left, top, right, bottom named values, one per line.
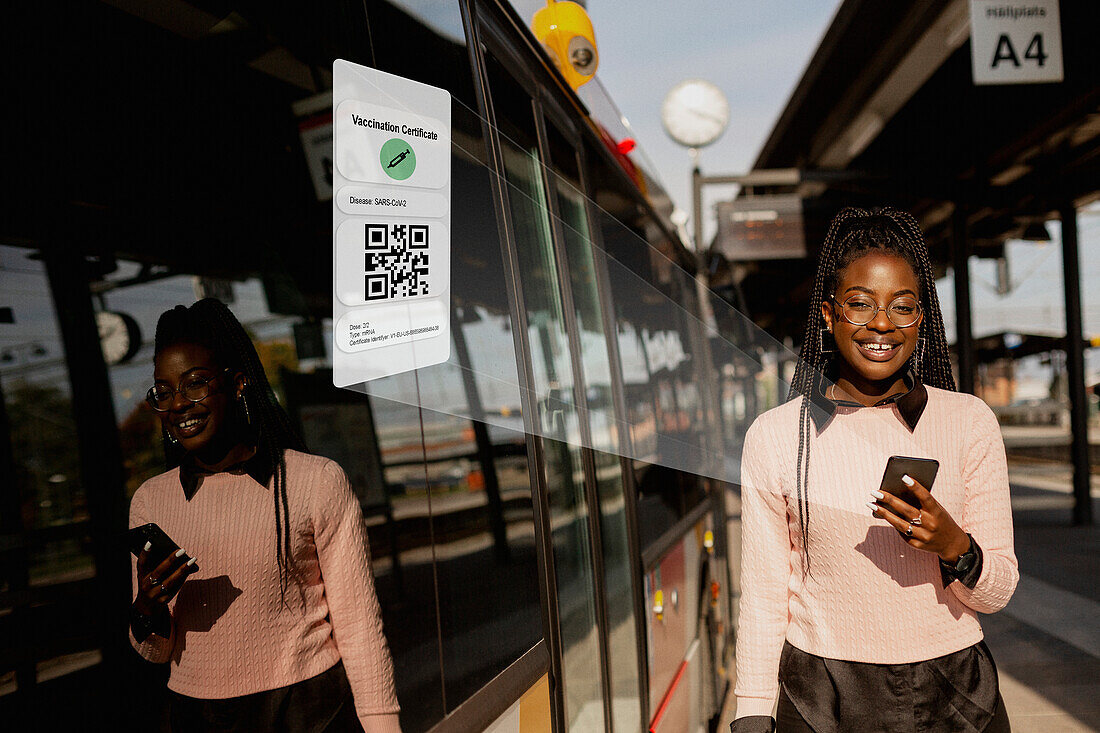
left=586, top=0, right=844, bottom=243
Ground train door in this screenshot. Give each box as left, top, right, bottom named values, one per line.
left=478, top=41, right=606, bottom=733
left=475, top=9, right=651, bottom=730
left=539, top=106, right=647, bottom=733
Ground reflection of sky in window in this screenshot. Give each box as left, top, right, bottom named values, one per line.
left=0, top=246, right=58, bottom=376
left=388, top=0, right=465, bottom=43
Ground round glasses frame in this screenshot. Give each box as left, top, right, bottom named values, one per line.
left=829, top=293, right=923, bottom=328
left=145, top=369, right=229, bottom=412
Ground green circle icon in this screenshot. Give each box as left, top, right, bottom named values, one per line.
left=380, top=138, right=416, bottom=180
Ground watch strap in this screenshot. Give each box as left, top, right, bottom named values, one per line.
left=939, top=534, right=982, bottom=589
left=130, top=604, right=171, bottom=642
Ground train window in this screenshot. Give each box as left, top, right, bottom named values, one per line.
left=363, top=0, right=477, bottom=111
left=583, top=143, right=709, bottom=550
left=543, top=120, right=644, bottom=732
left=415, top=49, right=544, bottom=733
left=358, top=2, right=547, bottom=726
left=482, top=51, right=606, bottom=731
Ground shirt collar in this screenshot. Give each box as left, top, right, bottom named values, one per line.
left=806, top=362, right=928, bottom=433
left=178, top=448, right=272, bottom=499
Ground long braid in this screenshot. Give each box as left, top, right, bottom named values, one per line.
left=785, top=207, right=955, bottom=575
left=795, top=398, right=811, bottom=573
left=154, top=298, right=307, bottom=602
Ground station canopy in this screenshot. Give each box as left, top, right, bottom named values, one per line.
left=719, top=0, right=1099, bottom=341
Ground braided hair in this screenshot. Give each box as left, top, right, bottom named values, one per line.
left=786, top=207, right=955, bottom=575
left=154, top=298, right=307, bottom=598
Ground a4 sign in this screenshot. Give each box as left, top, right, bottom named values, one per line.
left=969, top=0, right=1064, bottom=85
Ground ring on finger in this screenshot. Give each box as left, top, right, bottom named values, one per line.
left=904, top=523, right=914, bottom=538
left=160, top=584, right=166, bottom=593
left=911, top=514, right=922, bottom=526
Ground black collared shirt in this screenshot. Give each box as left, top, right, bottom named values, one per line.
left=178, top=448, right=273, bottom=499
left=806, top=362, right=929, bottom=433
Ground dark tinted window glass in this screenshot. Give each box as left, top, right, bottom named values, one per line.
left=365, top=1, right=545, bottom=723
left=483, top=51, right=606, bottom=730
left=5, top=2, right=542, bottom=730
left=544, top=122, right=643, bottom=732
left=585, top=144, right=708, bottom=549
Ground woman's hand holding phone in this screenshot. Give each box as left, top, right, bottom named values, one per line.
left=134, top=543, right=199, bottom=617
left=869, top=476, right=971, bottom=563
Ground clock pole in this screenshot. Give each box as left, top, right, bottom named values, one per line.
left=691, top=160, right=716, bottom=331
left=692, top=161, right=703, bottom=254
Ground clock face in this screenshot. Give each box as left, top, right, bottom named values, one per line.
left=96, top=311, right=141, bottom=365
left=661, top=79, right=730, bottom=148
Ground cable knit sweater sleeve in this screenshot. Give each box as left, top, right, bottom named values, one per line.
left=313, top=461, right=402, bottom=733
left=127, top=487, right=177, bottom=664
left=949, top=398, right=1019, bottom=613
left=733, top=417, right=791, bottom=719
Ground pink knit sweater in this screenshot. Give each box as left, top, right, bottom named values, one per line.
left=129, top=450, right=401, bottom=733
left=734, top=387, right=1018, bottom=719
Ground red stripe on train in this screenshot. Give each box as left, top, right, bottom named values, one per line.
left=648, top=659, right=689, bottom=733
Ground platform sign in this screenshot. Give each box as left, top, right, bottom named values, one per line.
left=332, top=59, right=451, bottom=387
left=969, top=0, right=1063, bottom=85
left=712, top=195, right=806, bottom=262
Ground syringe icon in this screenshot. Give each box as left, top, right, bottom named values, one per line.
left=387, top=148, right=411, bottom=169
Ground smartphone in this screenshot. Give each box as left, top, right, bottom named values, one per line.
left=128, top=523, right=182, bottom=567
left=879, top=455, right=939, bottom=509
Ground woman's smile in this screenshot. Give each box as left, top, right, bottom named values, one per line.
left=173, top=412, right=211, bottom=439
left=853, top=338, right=902, bottom=361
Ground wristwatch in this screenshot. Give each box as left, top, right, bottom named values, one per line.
left=940, top=533, right=978, bottom=580
left=130, top=604, right=171, bottom=642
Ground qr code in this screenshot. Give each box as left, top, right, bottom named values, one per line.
left=364, top=223, right=429, bottom=301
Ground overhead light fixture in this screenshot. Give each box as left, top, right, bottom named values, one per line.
left=1020, top=222, right=1051, bottom=242
left=730, top=210, right=779, bottom=223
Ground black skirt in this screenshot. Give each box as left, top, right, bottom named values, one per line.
left=778, top=641, right=1008, bottom=733
left=168, top=661, right=360, bottom=733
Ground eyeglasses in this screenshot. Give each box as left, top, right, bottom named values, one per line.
left=146, top=370, right=227, bottom=412
left=830, top=293, right=922, bottom=328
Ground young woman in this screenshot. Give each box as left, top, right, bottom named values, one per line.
left=128, top=298, right=401, bottom=732
left=732, top=208, right=1018, bottom=732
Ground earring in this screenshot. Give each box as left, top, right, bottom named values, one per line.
left=818, top=326, right=836, bottom=354
left=239, top=391, right=252, bottom=426
left=166, top=431, right=178, bottom=445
